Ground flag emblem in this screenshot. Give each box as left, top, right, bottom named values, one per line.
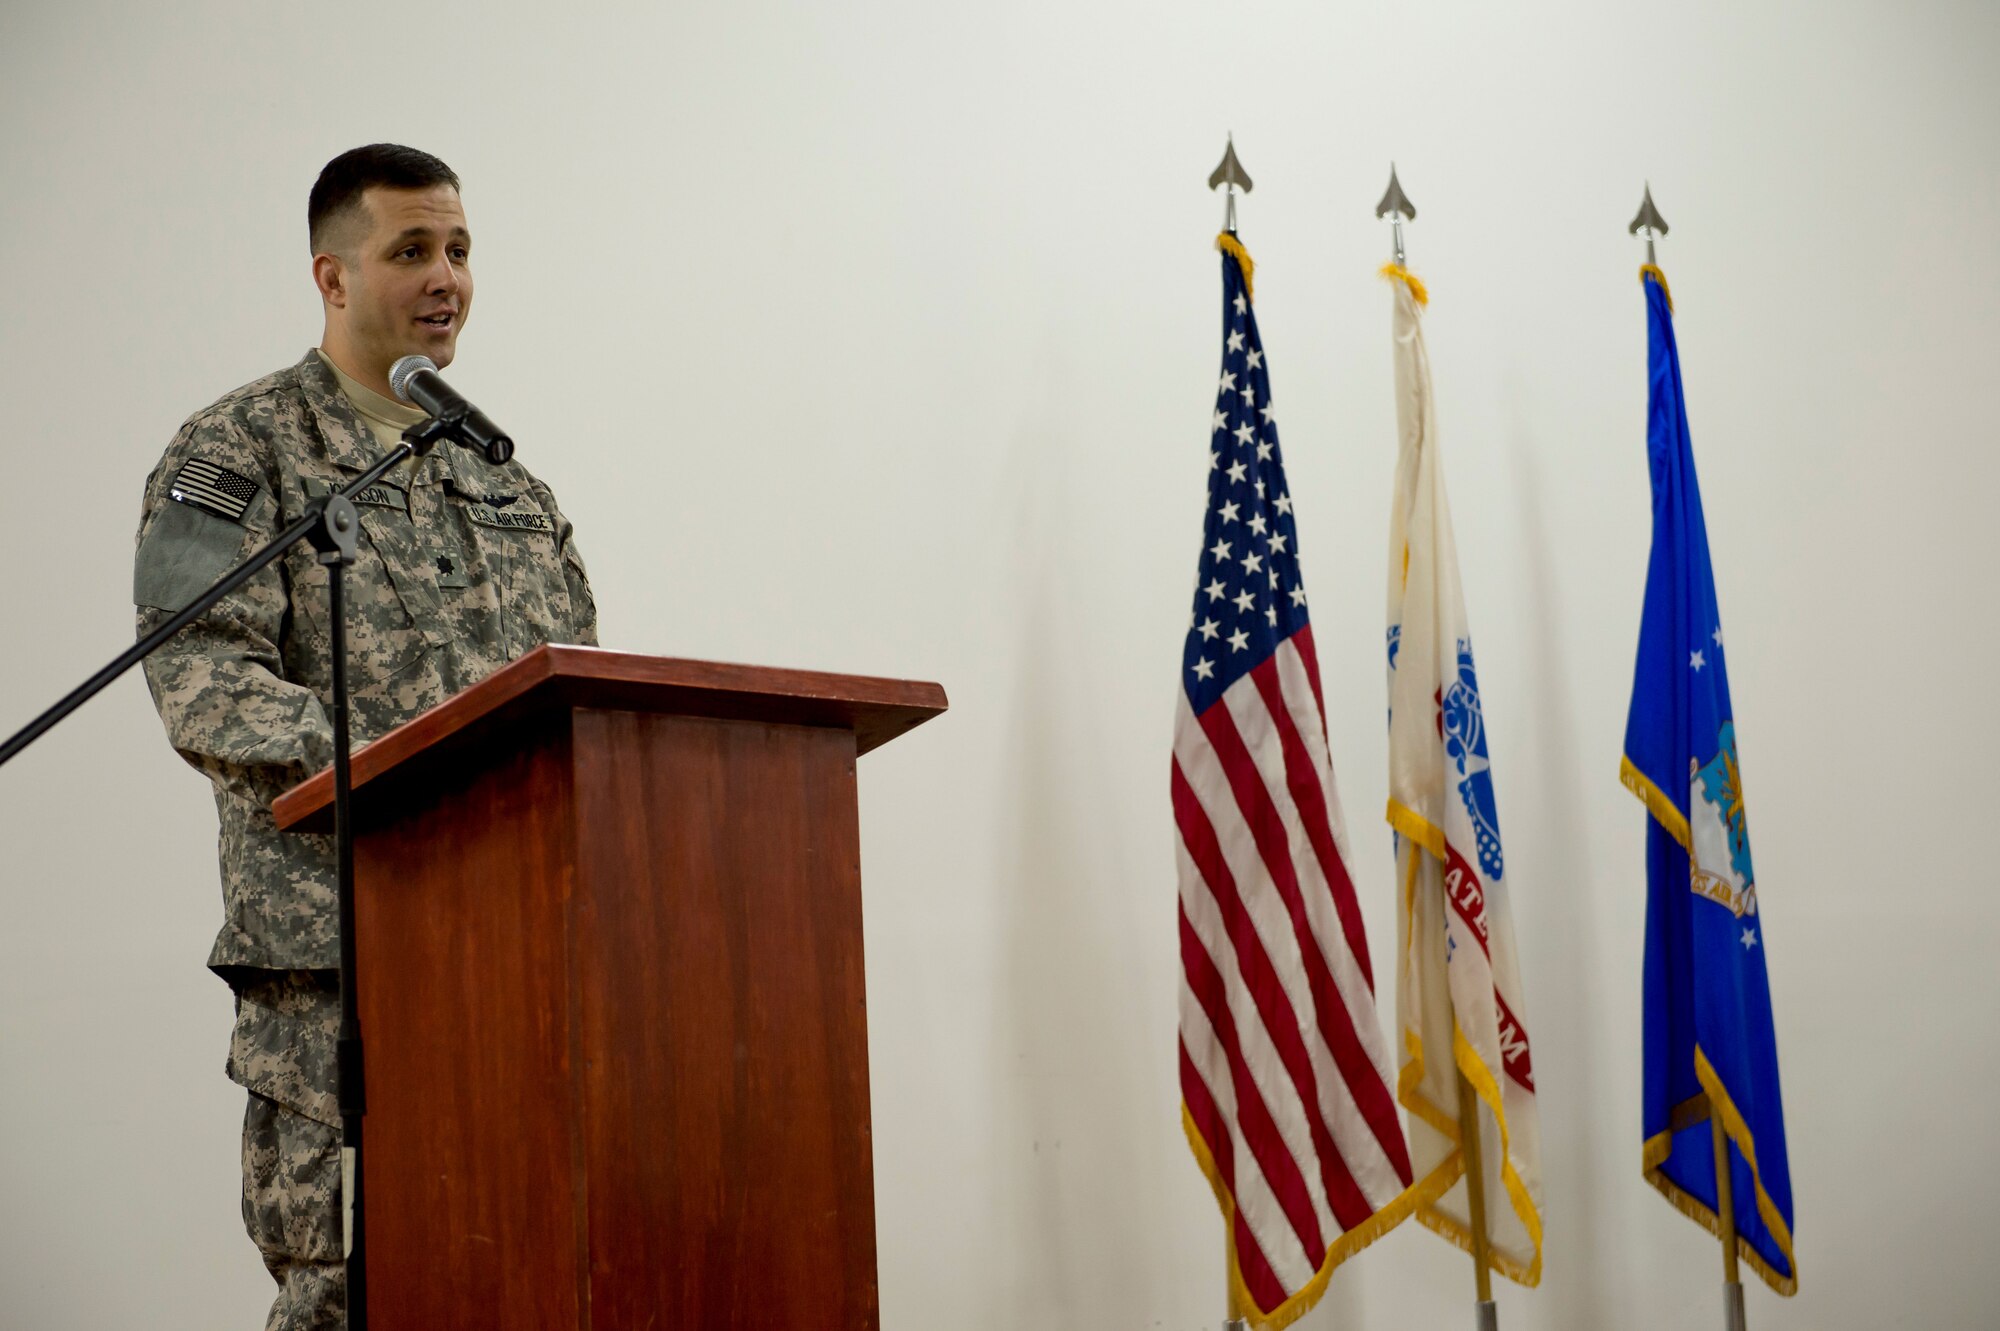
left=1440, top=641, right=1503, bottom=880
left=1690, top=723, right=1756, bottom=917
left=1176, top=233, right=1422, bottom=1330
left=169, top=458, right=259, bottom=523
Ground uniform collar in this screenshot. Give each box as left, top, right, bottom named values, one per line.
left=296, top=348, right=388, bottom=474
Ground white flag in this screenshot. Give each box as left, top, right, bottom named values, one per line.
left=1383, top=265, right=1545, bottom=1286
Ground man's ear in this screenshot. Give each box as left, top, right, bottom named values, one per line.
left=313, top=253, right=348, bottom=308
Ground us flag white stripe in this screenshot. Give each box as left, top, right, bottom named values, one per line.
left=1176, top=683, right=1400, bottom=1191
left=1175, top=808, right=1340, bottom=1250
left=1271, top=640, right=1353, bottom=867
left=1217, top=677, right=1377, bottom=1030
left=1176, top=701, right=1344, bottom=1144
left=1212, top=681, right=1404, bottom=1197
left=173, top=480, right=246, bottom=507
left=176, top=461, right=254, bottom=492
left=1178, top=903, right=1321, bottom=1289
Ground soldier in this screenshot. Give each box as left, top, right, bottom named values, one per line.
left=132, top=144, right=598, bottom=1329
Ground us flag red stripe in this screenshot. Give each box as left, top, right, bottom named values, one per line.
left=1177, top=235, right=1422, bottom=1328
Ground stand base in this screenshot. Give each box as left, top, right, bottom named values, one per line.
left=1724, top=1281, right=1746, bottom=1331
left=1223, top=1320, right=1250, bottom=1330
left=1475, top=1298, right=1499, bottom=1331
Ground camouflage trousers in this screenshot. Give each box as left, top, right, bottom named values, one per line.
left=229, top=970, right=345, bottom=1331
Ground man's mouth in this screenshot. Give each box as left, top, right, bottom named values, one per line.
left=417, top=311, right=456, bottom=330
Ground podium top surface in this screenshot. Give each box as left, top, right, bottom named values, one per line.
left=272, top=644, right=946, bottom=831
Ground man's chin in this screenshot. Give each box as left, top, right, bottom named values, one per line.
left=402, top=338, right=457, bottom=371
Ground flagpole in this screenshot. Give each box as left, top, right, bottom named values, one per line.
left=1628, top=182, right=1669, bottom=270
left=1631, top=181, right=1745, bottom=1330
left=1380, top=164, right=1499, bottom=1331
left=1211, top=133, right=1256, bottom=1331
left=1456, top=1072, right=1499, bottom=1331
left=1208, top=132, right=1252, bottom=236
left=1712, top=1109, right=1747, bottom=1330
left=1631, top=182, right=1744, bottom=1326
left=1223, top=1239, right=1247, bottom=1331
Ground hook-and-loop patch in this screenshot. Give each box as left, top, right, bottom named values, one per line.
left=170, top=459, right=260, bottom=523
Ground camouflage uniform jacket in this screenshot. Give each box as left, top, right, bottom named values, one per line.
left=135, top=350, right=598, bottom=974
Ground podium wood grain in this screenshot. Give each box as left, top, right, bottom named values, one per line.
left=273, top=646, right=944, bottom=1329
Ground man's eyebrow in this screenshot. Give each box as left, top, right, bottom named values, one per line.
left=385, top=225, right=473, bottom=247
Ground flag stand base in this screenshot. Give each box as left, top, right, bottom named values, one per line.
left=1724, top=1282, right=1745, bottom=1331
left=1475, top=1299, right=1499, bottom=1331
left=1223, top=1319, right=1250, bottom=1330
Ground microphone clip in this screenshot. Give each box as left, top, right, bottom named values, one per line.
left=398, top=414, right=457, bottom=457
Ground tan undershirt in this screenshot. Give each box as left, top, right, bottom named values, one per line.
left=316, top=350, right=429, bottom=473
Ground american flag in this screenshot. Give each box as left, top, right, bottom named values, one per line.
left=1175, top=234, right=1417, bottom=1327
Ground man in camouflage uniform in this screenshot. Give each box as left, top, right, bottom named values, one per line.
left=133, top=144, right=597, bottom=1329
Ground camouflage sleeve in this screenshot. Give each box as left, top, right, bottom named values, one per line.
left=134, top=411, right=334, bottom=806
left=562, top=536, right=599, bottom=647
left=530, top=476, right=600, bottom=647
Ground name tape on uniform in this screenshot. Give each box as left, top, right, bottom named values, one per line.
left=351, top=485, right=408, bottom=511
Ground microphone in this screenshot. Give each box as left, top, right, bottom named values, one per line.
left=388, top=355, right=515, bottom=465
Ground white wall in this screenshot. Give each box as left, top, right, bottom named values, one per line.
left=1, top=1, right=1994, bottom=1327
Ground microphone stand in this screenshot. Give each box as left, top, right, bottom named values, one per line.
left=0, top=411, right=465, bottom=1331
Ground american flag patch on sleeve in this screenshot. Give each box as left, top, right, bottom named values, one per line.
left=170, top=459, right=260, bottom=523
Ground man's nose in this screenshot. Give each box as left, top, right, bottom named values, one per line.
left=426, top=254, right=459, bottom=296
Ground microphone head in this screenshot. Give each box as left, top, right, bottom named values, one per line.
left=388, top=355, right=439, bottom=404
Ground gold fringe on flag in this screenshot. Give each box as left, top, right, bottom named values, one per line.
left=1641, top=263, right=1675, bottom=311
left=1380, top=262, right=1429, bottom=307
left=1216, top=231, right=1255, bottom=304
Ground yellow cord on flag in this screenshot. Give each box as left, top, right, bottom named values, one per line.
left=1385, top=802, right=1547, bottom=1290
left=1641, top=263, right=1675, bottom=311
left=1640, top=1051, right=1800, bottom=1295
left=1619, top=756, right=1692, bottom=854
left=1622, top=758, right=1797, bottom=1295
left=1216, top=231, right=1255, bottom=305
left=1183, top=1096, right=1464, bottom=1328
left=1380, top=263, right=1429, bottom=307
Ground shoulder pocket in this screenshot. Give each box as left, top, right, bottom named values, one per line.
left=134, top=499, right=250, bottom=612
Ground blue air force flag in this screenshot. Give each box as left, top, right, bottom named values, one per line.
left=1621, top=265, right=1797, bottom=1294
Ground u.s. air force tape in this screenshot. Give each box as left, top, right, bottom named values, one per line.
left=169, top=459, right=259, bottom=523
left=466, top=505, right=555, bottom=533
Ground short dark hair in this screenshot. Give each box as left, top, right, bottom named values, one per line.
left=308, top=144, right=460, bottom=253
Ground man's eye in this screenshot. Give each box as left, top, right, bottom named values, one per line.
left=400, top=246, right=422, bottom=259
left=450, top=248, right=469, bottom=261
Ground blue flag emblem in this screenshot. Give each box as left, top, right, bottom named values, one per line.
left=1441, top=640, right=1503, bottom=882
left=1692, top=721, right=1756, bottom=914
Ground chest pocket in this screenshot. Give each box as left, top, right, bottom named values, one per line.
left=444, top=480, right=574, bottom=657
left=290, top=477, right=440, bottom=726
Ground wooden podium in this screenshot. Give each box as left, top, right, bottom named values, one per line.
left=272, top=645, right=946, bottom=1330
